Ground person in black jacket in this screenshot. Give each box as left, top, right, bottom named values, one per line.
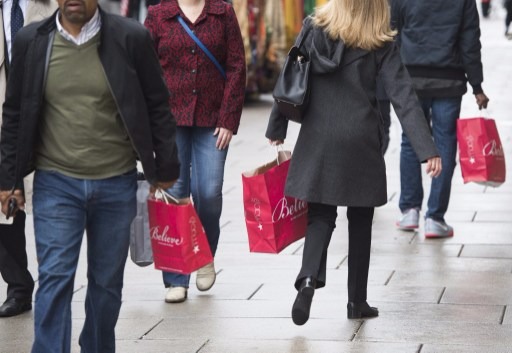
left=267, top=0, right=441, bottom=325
left=392, top=0, right=489, bottom=238
left=0, top=0, right=57, bottom=319
left=0, top=0, right=180, bottom=351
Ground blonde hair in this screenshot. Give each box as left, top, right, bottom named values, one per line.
left=313, top=0, right=396, bottom=50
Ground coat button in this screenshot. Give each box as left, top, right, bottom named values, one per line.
left=192, top=69, right=197, bottom=74
left=191, top=49, right=196, bottom=54
left=192, top=89, right=197, bottom=94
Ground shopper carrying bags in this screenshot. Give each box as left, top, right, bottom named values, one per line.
left=145, top=0, right=246, bottom=303
left=266, top=0, right=442, bottom=325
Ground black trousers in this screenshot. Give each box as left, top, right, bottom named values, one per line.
left=295, top=203, right=374, bottom=303
left=506, top=1, right=512, bottom=31
left=0, top=212, right=34, bottom=300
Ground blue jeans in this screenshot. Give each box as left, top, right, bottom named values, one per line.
left=31, top=170, right=137, bottom=353
left=162, top=127, right=227, bottom=288
left=399, top=97, right=461, bottom=222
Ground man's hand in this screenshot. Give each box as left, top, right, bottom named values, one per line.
left=149, top=180, right=177, bottom=196
left=214, top=127, right=233, bottom=150
left=425, top=157, right=442, bottom=178
left=0, top=189, right=25, bottom=217
left=475, top=93, right=489, bottom=110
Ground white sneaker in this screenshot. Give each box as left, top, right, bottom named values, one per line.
left=425, top=218, right=454, bottom=238
left=196, top=262, right=216, bottom=291
left=396, top=208, right=420, bottom=230
left=165, top=287, right=187, bottom=303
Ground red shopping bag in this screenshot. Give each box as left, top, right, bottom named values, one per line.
left=457, top=117, right=506, bottom=187
left=147, top=193, right=213, bottom=274
left=242, top=150, right=308, bottom=253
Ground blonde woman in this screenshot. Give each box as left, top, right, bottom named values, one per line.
left=266, top=0, right=442, bottom=325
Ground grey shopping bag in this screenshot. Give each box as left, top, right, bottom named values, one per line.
left=129, top=180, right=153, bottom=266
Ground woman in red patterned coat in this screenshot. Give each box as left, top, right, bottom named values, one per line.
left=145, top=0, right=246, bottom=303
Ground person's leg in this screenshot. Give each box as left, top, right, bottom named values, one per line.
left=79, top=170, right=137, bottom=353
left=398, top=99, right=432, bottom=213
left=506, top=1, right=512, bottom=35
left=31, top=171, right=87, bottom=353
left=425, top=97, right=461, bottom=222
left=347, top=206, right=375, bottom=303
left=162, top=128, right=192, bottom=295
left=346, top=206, right=378, bottom=319
left=190, top=127, right=228, bottom=256
left=0, top=212, right=34, bottom=301
left=292, top=202, right=337, bottom=325
left=189, top=127, right=228, bottom=291
left=295, top=203, right=338, bottom=289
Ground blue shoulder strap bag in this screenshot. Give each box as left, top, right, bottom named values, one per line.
left=177, top=15, right=227, bottom=80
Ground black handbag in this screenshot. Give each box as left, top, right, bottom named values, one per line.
left=272, top=26, right=312, bottom=124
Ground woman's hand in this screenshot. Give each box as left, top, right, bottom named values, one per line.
left=268, top=139, right=284, bottom=146
left=214, top=127, right=233, bottom=150
left=425, top=157, right=442, bottom=178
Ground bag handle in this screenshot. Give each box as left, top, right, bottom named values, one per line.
left=461, top=106, right=490, bottom=120
left=154, top=189, right=179, bottom=205
left=275, top=145, right=285, bottom=165
left=275, top=145, right=292, bottom=165
left=297, top=25, right=312, bottom=51
left=177, top=16, right=227, bottom=80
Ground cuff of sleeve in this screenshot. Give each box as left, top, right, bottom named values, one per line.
left=472, top=84, right=483, bottom=95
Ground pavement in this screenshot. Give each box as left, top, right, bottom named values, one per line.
left=1, top=6, right=512, bottom=353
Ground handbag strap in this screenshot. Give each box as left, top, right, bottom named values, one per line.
left=177, top=15, right=227, bottom=80
left=297, top=27, right=311, bottom=51
left=296, top=19, right=313, bottom=52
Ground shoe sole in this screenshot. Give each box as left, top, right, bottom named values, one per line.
left=396, top=222, right=419, bottom=231
left=165, top=292, right=188, bottom=304
left=347, top=309, right=379, bottom=319
left=425, top=232, right=454, bottom=239
left=196, top=277, right=216, bottom=292
left=0, top=305, right=32, bottom=317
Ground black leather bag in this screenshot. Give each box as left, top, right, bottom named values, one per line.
left=272, top=26, right=312, bottom=123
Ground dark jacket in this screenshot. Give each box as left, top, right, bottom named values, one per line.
left=0, top=9, right=180, bottom=189
left=391, top=0, right=484, bottom=98
left=266, top=18, right=438, bottom=207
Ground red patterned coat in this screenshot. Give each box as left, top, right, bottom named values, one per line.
left=145, top=0, right=246, bottom=134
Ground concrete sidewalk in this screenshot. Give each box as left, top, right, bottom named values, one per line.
left=1, top=7, right=512, bottom=353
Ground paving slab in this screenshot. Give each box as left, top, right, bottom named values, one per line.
left=356, top=319, right=512, bottom=346
left=421, top=344, right=512, bottom=353
left=200, top=339, right=420, bottom=353
left=146, top=317, right=360, bottom=341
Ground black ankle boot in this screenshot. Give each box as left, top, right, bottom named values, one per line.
left=347, top=301, right=379, bottom=319
left=291, top=276, right=316, bottom=325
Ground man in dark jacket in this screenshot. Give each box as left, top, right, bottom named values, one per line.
left=0, top=0, right=57, bottom=319
left=391, top=0, right=489, bottom=237
left=0, top=0, right=179, bottom=351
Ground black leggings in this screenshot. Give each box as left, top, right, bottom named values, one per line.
left=295, top=202, right=375, bottom=302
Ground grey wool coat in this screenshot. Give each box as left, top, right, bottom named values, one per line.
left=266, top=18, right=439, bottom=207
